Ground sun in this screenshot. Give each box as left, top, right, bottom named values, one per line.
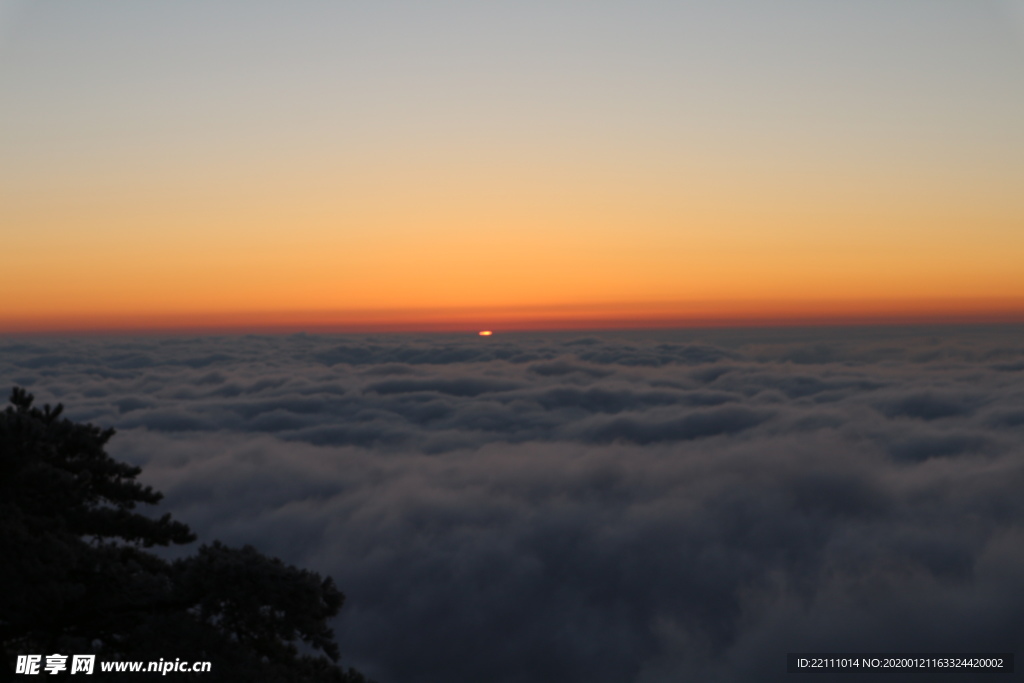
left=478, top=330, right=493, bottom=336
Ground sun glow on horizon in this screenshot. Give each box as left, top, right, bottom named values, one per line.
left=3, top=297, right=1024, bottom=335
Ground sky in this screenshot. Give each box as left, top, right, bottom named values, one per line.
left=2, top=0, right=1024, bottom=332
left=5, top=326, right=1024, bottom=681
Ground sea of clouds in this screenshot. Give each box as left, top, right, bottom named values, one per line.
left=4, top=325, right=1024, bottom=682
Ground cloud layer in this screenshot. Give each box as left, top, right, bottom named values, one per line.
left=4, top=325, right=1024, bottom=682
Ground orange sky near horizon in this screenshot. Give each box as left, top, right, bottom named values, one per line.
left=2, top=1, right=1023, bottom=334
left=6, top=298, right=1024, bottom=336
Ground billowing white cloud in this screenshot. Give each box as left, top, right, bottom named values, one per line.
left=3, top=326, right=1024, bottom=682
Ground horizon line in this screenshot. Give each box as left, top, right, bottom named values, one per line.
left=3, top=298, right=1024, bottom=336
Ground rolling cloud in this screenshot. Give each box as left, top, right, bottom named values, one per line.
left=3, top=325, right=1024, bottom=682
